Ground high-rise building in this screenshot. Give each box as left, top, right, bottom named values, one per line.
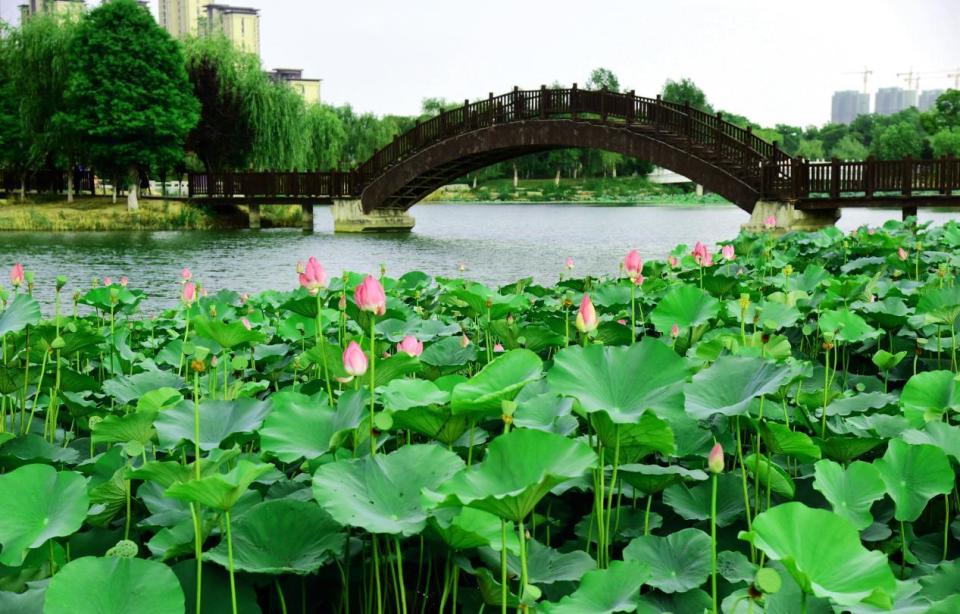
left=18, top=0, right=84, bottom=21
left=268, top=69, right=322, bottom=105
left=158, top=1, right=260, bottom=57
left=831, top=90, right=870, bottom=124
left=919, top=89, right=945, bottom=112
left=205, top=4, right=260, bottom=56
left=875, top=87, right=918, bottom=116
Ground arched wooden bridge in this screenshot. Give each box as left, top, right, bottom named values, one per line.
left=184, top=86, right=960, bottom=215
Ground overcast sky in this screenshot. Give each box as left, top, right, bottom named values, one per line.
left=2, top=0, right=957, bottom=127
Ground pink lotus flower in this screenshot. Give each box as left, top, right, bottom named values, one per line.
left=460, top=334, right=471, bottom=348
left=182, top=281, right=196, bottom=304
left=632, top=273, right=645, bottom=286
left=575, top=294, right=598, bottom=333
left=119, top=276, right=129, bottom=287
left=103, top=277, right=112, bottom=286
left=299, top=257, right=328, bottom=295
left=338, top=294, right=347, bottom=310
left=397, top=335, right=424, bottom=357
left=708, top=443, right=724, bottom=474
left=668, top=255, right=679, bottom=268
left=670, top=323, right=680, bottom=338
left=721, top=245, right=735, bottom=261
left=181, top=267, right=192, bottom=281
left=354, top=275, right=386, bottom=316
left=764, top=215, right=777, bottom=229
left=565, top=257, right=575, bottom=270
left=9, top=263, right=24, bottom=287
left=342, top=341, right=368, bottom=377
left=692, top=242, right=713, bottom=267
left=241, top=317, right=252, bottom=331
left=897, top=247, right=908, bottom=261
left=624, top=250, right=643, bottom=281
left=617, top=318, right=627, bottom=326
left=493, top=342, right=505, bottom=353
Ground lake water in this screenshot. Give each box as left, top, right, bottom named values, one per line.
left=1, top=203, right=958, bottom=310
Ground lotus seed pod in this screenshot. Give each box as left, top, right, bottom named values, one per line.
left=106, top=540, right=139, bottom=559
left=88, top=415, right=103, bottom=430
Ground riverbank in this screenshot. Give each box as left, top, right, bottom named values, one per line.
left=0, top=197, right=302, bottom=231
left=424, top=176, right=729, bottom=205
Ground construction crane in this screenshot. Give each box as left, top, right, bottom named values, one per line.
left=843, top=66, right=873, bottom=93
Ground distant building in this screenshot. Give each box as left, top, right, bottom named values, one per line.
left=18, top=0, right=84, bottom=21
left=268, top=68, right=322, bottom=105
left=875, top=87, right=918, bottom=116
left=831, top=90, right=870, bottom=124
left=158, top=0, right=260, bottom=57
left=919, top=89, right=945, bottom=112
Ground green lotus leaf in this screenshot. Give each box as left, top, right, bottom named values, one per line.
left=812, top=460, right=886, bottom=530
left=623, top=528, right=711, bottom=593
left=136, top=388, right=183, bottom=412
left=636, top=589, right=712, bottom=614
left=434, top=429, right=596, bottom=522
left=663, top=472, right=746, bottom=527
left=420, top=335, right=478, bottom=367
left=0, top=294, right=41, bottom=337
left=899, top=370, right=960, bottom=424
left=258, top=392, right=340, bottom=463
left=590, top=411, right=676, bottom=460
left=739, top=502, right=896, bottom=609
left=0, top=464, right=89, bottom=567
left=900, top=421, right=960, bottom=461
left=382, top=379, right=470, bottom=444
left=170, top=560, right=260, bottom=614
left=650, top=283, right=720, bottom=334
left=825, top=391, right=898, bottom=417
left=428, top=507, right=518, bottom=552
left=44, top=556, right=184, bottom=614
left=127, top=449, right=240, bottom=489
left=382, top=378, right=449, bottom=412
left=165, top=460, right=274, bottom=511
left=760, top=422, right=821, bottom=462
left=547, top=338, right=690, bottom=423
left=0, top=433, right=80, bottom=464
left=873, top=439, right=955, bottom=522
left=819, top=309, right=878, bottom=344
left=743, top=453, right=796, bottom=499
left=538, top=560, right=650, bottom=614
left=450, top=349, right=542, bottom=417
left=617, top=463, right=708, bottom=494
left=102, top=370, right=185, bottom=406
left=155, top=398, right=270, bottom=451
left=204, top=499, right=344, bottom=574
left=0, top=579, right=45, bottom=613
left=756, top=300, right=801, bottom=330
left=190, top=317, right=266, bottom=349
left=817, top=436, right=884, bottom=462
left=91, top=408, right=158, bottom=445
left=684, top=356, right=791, bottom=419
left=917, top=285, right=960, bottom=325
left=448, top=284, right=529, bottom=319
left=312, top=444, right=464, bottom=535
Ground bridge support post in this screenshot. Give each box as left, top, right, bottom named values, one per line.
left=743, top=200, right=839, bottom=234
left=301, top=203, right=314, bottom=232
left=332, top=199, right=415, bottom=233
left=248, top=204, right=261, bottom=230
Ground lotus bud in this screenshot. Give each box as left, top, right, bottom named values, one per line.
left=670, top=323, right=680, bottom=339
left=721, top=245, right=735, bottom=261
left=565, top=257, right=575, bottom=270
left=119, top=276, right=128, bottom=287
left=708, top=443, right=724, bottom=474
left=575, top=294, right=598, bottom=333
left=9, top=263, right=24, bottom=287
left=55, top=275, right=67, bottom=291
left=897, top=247, right=908, bottom=261
left=460, top=334, right=471, bottom=348
left=343, top=341, right=368, bottom=377
left=298, top=257, right=328, bottom=295
left=339, top=293, right=347, bottom=310
left=397, top=335, right=424, bottom=357
left=764, top=215, right=776, bottom=228
left=241, top=317, right=252, bottom=331
left=624, top=250, right=643, bottom=281
left=493, top=342, right=505, bottom=353
left=354, top=275, right=387, bottom=316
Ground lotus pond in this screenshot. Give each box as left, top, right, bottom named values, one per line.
left=1, top=220, right=960, bottom=614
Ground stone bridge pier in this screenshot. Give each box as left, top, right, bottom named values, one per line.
left=742, top=200, right=840, bottom=233
left=332, top=199, right=415, bottom=233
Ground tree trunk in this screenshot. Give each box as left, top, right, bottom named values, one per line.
left=19, top=173, right=26, bottom=203
left=112, top=181, right=117, bottom=204
left=555, top=168, right=561, bottom=186
left=472, top=175, right=477, bottom=189
left=513, top=163, right=518, bottom=189
left=612, top=165, right=617, bottom=178
left=127, top=167, right=139, bottom=211
left=67, top=170, right=74, bottom=204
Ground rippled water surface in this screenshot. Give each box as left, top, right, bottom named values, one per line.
left=1, top=203, right=957, bottom=309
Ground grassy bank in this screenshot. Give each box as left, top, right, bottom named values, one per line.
left=0, top=197, right=303, bottom=231
left=424, top=175, right=731, bottom=204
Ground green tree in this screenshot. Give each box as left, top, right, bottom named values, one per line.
left=933, top=89, right=960, bottom=128
left=830, top=134, right=869, bottom=160
left=304, top=104, right=346, bottom=170
left=795, top=139, right=825, bottom=160
left=3, top=14, right=76, bottom=201
left=872, top=122, right=923, bottom=159
left=930, top=128, right=960, bottom=157
left=586, top=67, right=620, bottom=92
left=59, top=0, right=199, bottom=210
left=661, top=78, right=712, bottom=112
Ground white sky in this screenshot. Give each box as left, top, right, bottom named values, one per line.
left=2, top=0, right=958, bottom=127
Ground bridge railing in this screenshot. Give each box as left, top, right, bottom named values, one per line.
left=352, top=87, right=775, bottom=192
left=187, top=172, right=354, bottom=199
left=762, top=155, right=959, bottom=200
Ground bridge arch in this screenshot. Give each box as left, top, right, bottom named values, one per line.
left=359, top=119, right=761, bottom=212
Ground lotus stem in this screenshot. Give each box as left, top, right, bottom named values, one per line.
left=372, top=535, right=384, bottom=614
left=710, top=471, right=718, bottom=614
left=500, top=519, right=508, bottom=614
left=225, top=510, right=237, bottom=614
left=190, top=502, right=203, bottom=614
left=518, top=517, right=529, bottom=608
left=316, top=293, right=333, bottom=403
left=395, top=537, right=408, bottom=614
left=369, top=317, right=377, bottom=456
left=274, top=579, right=288, bottom=614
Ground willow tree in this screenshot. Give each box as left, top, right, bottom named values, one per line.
left=1, top=14, right=76, bottom=201
left=61, top=0, right=199, bottom=210
left=304, top=104, right=346, bottom=171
